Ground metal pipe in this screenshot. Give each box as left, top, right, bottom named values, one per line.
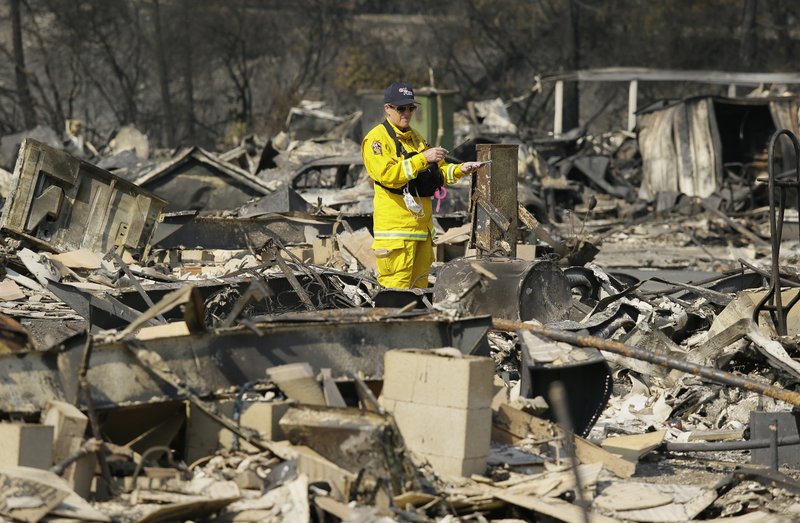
left=770, top=418, right=779, bottom=471
left=491, top=318, right=800, bottom=406
left=51, top=437, right=102, bottom=476
left=664, top=435, right=800, bottom=452
left=554, top=80, right=564, bottom=136
left=549, top=381, right=591, bottom=523
left=754, top=129, right=800, bottom=335
left=77, top=334, right=116, bottom=498
left=627, top=80, right=638, bottom=131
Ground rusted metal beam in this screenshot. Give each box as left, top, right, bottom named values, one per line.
left=471, top=144, right=518, bottom=257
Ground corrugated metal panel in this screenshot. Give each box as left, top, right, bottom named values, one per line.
left=637, top=105, right=679, bottom=200
left=685, top=98, right=719, bottom=198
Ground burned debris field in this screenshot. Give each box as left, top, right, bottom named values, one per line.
left=2, top=2, right=800, bottom=522
left=0, top=84, right=797, bottom=522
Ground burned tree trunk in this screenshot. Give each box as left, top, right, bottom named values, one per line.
left=562, top=0, right=580, bottom=132
left=739, top=0, right=757, bottom=69
left=152, top=0, right=176, bottom=146
left=10, top=0, right=37, bottom=129
left=180, top=0, right=196, bottom=143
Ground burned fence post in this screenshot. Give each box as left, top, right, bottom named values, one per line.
left=470, top=143, right=518, bottom=257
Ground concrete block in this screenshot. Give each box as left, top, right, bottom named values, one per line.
left=185, top=399, right=292, bottom=464
left=266, top=363, right=326, bottom=405
left=312, top=237, right=334, bottom=265
left=383, top=398, right=491, bottom=460
left=516, top=243, right=537, bottom=261
left=218, top=400, right=292, bottom=449
left=0, top=423, right=53, bottom=469
left=267, top=362, right=326, bottom=405
left=337, top=228, right=377, bottom=271
left=285, top=246, right=313, bottom=263
left=62, top=436, right=96, bottom=499
left=42, top=400, right=88, bottom=462
left=423, top=454, right=487, bottom=478
left=382, top=349, right=494, bottom=410
left=294, top=444, right=357, bottom=500
left=42, top=401, right=94, bottom=498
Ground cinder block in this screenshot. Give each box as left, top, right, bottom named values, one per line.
left=312, top=237, right=334, bottom=265
left=424, top=454, right=487, bottom=478
left=185, top=399, right=293, bottom=464
left=266, top=363, right=326, bottom=405
left=42, top=401, right=94, bottom=497
left=180, top=249, right=215, bottom=263
left=62, top=436, right=96, bottom=499
left=383, top=398, right=491, bottom=460
left=516, top=243, right=537, bottom=261
left=0, top=423, right=54, bottom=469
left=382, top=349, right=494, bottom=410
left=42, top=400, right=88, bottom=462
left=218, top=400, right=292, bottom=450
left=285, top=247, right=313, bottom=263
left=294, top=444, right=357, bottom=500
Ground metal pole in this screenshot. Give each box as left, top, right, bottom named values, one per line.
left=554, top=80, right=564, bottom=137
left=664, top=435, right=800, bottom=452
left=550, top=381, right=591, bottom=523
left=627, top=80, right=638, bottom=131
left=770, top=418, right=780, bottom=471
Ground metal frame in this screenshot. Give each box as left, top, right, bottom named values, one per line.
left=753, top=129, right=800, bottom=336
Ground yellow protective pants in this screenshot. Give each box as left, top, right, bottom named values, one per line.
left=374, top=237, right=434, bottom=289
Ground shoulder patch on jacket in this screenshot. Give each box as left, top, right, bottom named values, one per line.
left=371, top=140, right=382, bottom=155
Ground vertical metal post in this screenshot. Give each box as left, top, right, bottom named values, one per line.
left=554, top=80, right=564, bottom=137
left=471, top=144, right=518, bottom=257
left=769, top=418, right=779, bottom=471
left=727, top=84, right=737, bottom=97
left=627, top=80, right=638, bottom=131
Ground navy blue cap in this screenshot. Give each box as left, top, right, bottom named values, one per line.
left=384, top=82, right=418, bottom=106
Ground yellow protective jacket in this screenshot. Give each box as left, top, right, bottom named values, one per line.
left=361, top=120, right=467, bottom=250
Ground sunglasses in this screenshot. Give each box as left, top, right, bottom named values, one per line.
left=391, top=104, right=417, bottom=113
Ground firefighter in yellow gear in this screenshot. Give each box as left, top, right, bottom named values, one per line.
left=361, top=82, right=484, bottom=289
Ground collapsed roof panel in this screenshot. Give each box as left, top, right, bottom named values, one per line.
left=153, top=213, right=336, bottom=249
left=0, top=139, right=165, bottom=262
left=133, top=147, right=273, bottom=212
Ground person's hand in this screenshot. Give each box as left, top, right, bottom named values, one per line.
left=460, top=161, right=486, bottom=174
left=422, top=147, right=447, bottom=164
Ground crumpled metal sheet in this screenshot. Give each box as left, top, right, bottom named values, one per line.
left=0, top=139, right=165, bottom=262
left=0, top=309, right=491, bottom=414
left=432, top=257, right=573, bottom=324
